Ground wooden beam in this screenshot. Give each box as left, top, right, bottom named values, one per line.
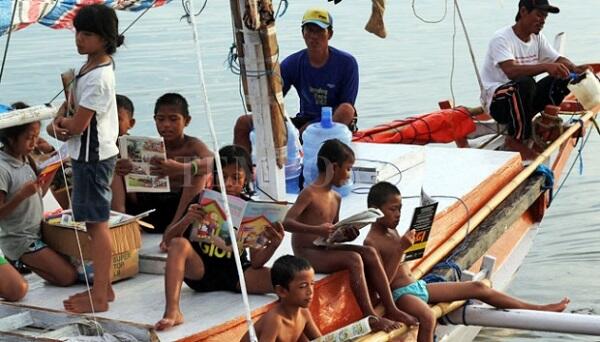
left=0, top=311, right=33, bottom=331
left=427, top=174, right=545, bottom=281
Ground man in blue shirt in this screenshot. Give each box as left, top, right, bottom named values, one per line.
left=234, top=7, right=359, bottom=153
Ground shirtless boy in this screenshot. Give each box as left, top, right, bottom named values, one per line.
left=241, top=255, right=320, bottom=342
left=364, top=181, right=571, bottom=342
left=284, top=139, right=417, bottom=332
left=115, top=93, right=214, bottom=234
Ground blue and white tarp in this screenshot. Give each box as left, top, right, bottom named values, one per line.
left=0, top=0, right=172, bottom=36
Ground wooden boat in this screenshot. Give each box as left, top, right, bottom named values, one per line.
left=1, top=1, right=600, bottom=341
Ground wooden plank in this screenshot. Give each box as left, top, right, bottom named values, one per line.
left=0, top=331, right=56, bottom=341
left=0, top=312, right=33, bottom=332
left=427, top=174, right=545, bottom=280
left=0, top=303, right=158, bottom=342
left=40, top=324, right=82, bottom=339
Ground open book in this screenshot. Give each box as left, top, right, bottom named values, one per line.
left=118, top=135, right=170, bottom=193
left=37, top=143, right=69, bottom=184
left=190, top=189, right=288, bottom=249
left=313, top=208, right=384, bottom=247
left=403, top=188, right=438, bottom=261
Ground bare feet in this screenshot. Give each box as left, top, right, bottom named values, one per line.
left=155, top=310, right=185, bottom=331
left=370, top=316, right=402, bottom=333
left=539, top=297, right=570, bottom=312
left=69, top=286, right=115, bottom=302
left=63, top=293, right=109, bottom=313
left=387, top=308, right=418, bottom=326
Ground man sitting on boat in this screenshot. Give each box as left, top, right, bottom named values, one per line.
left=480, top=0, right=588, bottom=159
left=233, top=7, right=359, bottom=154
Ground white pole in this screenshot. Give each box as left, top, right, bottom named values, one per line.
left=236, top=0, right=287, bottom=201
left=444, top=304, right=600, bottom=336
left=184, top=1, right=257, bottom=341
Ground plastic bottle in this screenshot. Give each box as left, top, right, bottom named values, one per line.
left=302, top=106, right=354, bottom=196
left=250, top=119, right=303, bottom=194
left=567, top=69, right=600, bottom=110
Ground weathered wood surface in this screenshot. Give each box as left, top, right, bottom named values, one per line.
left=428, top=174, right=545, bottom=281
left=0, top=302, right=158, bottom=341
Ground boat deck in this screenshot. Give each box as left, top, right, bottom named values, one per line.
left=6, top=143, right=522, bottom=341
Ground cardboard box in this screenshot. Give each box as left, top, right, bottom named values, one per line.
left=42, top=218, right=142, bottom=282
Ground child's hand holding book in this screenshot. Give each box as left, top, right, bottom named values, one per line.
left=115, top=158, right=133, bottom=176
left=17, top=180, right=41, bottom=200
left=400, top=229, right=415, bottom=251
left=318, top=222, right=336, bottom=238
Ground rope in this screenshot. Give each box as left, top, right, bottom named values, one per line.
left=48, top=122, right=101, bottom=335
left=0, top=0, right=19, bottom=85
left=274, top=0, right=288, bottom=18
left=534, top=164, right=554, bottom=206
left=454, top=0, right=483, bottom=94
left=553, top=119, right=594, bottom=198
left=184, top=1, right=257, bottom=341
left=120, top=0, right=157, bottom=36
left=411, top=0, right=448, bottom=24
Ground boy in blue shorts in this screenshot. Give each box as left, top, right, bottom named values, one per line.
left=365, top=181, right=570, bottom=342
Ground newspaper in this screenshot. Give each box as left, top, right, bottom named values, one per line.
left=118, top=135, right=170, bottom=193
left=311, top=315, right=374, bottom=342
left=313, top=208, right=384, bottom=247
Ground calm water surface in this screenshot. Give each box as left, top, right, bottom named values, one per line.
left=1, top=1, right=599, bottom=341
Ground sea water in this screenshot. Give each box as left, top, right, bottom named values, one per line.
left=1, top=1, right=599, bottom=341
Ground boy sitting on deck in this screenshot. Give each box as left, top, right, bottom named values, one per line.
left=114, top=93, right=214, bottom=234
left=155, top=145, right=284, bottom=331
left=240, top=255, right=321, bottom=342
left=283, top=139, right=417, bottom=333
left=364, top=181, right=571, bottom=342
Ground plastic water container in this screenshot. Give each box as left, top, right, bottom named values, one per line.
left=302, top=107, right=354, bottom=196
left=250, top=119, right=303, bottom=194
left=568, top=70, right=600, bottom=110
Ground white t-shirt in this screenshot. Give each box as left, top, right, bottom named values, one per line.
left=480, top=26, right=560, bottom=112
left=68, top=61, right=119, bottom=162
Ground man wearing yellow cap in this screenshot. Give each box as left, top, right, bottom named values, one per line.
left=234, top=7, right=359, bottom=152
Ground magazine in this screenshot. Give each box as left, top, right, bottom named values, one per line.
left=313, top=208, right=384, bottom=247
left=45, top=209, right=155, bottom=230
left=118, top=135, right=170, bottom=193
left=190, top=189, right=288, bottom=250
left=403, top=188, right=438, bottom=261
left=37, top=143, right=69, bottom=184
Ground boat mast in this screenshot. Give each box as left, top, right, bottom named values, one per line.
left=229, top=0, right=287, bottom=201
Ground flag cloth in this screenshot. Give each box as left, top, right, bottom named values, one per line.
left=0, top=0, right=171, bottom=36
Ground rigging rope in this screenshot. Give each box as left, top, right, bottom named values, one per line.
left=454, top=0, right=483, bottom=94
left=184, top=1, right=257, bottom=341
left=411, top=0, right=448, bottom=24
left=0, top=0, right=19, bottom=86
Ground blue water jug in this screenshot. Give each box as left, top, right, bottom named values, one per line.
left=302, top=107, right=354, bottom=196
left=250, top=119, right=303, bottom=194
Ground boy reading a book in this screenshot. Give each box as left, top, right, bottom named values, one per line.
left=283, top=139, right=417, bottom=332
left=364, top=181, right=571, bottom=342
left=116, top=93, right=214, bottom=233
left=155, top=145, right=284, bottom=331
left=240, top=255, right=320, bottom=342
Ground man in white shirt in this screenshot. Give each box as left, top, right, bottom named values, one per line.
left=480, top=0, right=588, bottom=159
